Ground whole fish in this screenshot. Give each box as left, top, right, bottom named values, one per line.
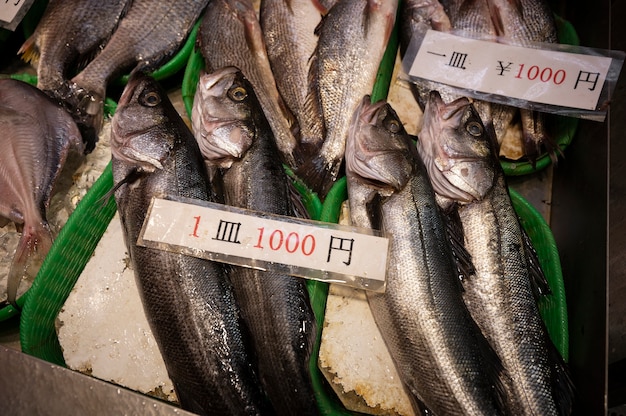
left=346, top=95, right=508, bottom=415
left=260, top=0, right=326, bottom=154
left=192, top=66, right=318, bottom=416
left=296, top=0, right=398, bottom=199
left=0, top=78, right=84, bottom=307
left=18, top=0, right=130, bottom=151
left=67, top=0, right=209, bottom=148
left=198, top=0, right=301, bottom=169
left=111, top=72, right=272, bottom=416
left=416, top=90, right=575, bottom=415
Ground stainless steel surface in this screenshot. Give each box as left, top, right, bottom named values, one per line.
left=0, top=346, right=195, bottom=416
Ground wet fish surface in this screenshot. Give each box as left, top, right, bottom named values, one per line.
left=67, top=0, right=208, bottom=147
left=297, top=0, right=398, bottom=199
left=111, top=72, right=272, bottom=416
left=346, top=95, right=508, bottom=415
left=417, top=90, right=575, bottom=415
left=18, top=0, right=130, bottom=151
left=0, top=78, right=84, bottom=307
left=260, top=0, right=326, bottom=154
left=198, top=0, right=301, bottom=169
left=192, top=66, right=319, bottom=416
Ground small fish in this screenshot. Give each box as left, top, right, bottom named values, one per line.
left=417, top=90, right=575, bottom=415
left=192, top=66, right=319, bottom=416
left=296, top=0, right=398, bottom=199
left=66, top=0, right=208, bottom=148
left=111, top=72, right=272, bottom=416
left=18, top=0, right=129, bottom=152
left=198, top=0, right=301, bottom=169
left=346, top=95, right=509, bottom=415
left=0, top=78, right=85, bottom=307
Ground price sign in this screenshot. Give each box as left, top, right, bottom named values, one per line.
left=138, top=196, right=389, bottom=292
left=0, top=0, right=36, bottom=31
left=405, top=30, right=621, bottom=119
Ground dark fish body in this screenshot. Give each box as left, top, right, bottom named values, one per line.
left=417, top=91, right=574, bottom=415
left=260, top=0, right=326, bottom=153
left=198, top=0, right=301, bottom=169
left=0, top=78, right=84, bottom=306
left=68, top=0, right=208, bottom=146
left=192, top=66, right=318, bottom=416
left=297, top=0, right=398, bottom=199
left=19, top=0, right=129, bottom=149
left=346, top=96, right=507, bottom=415
left=111, top=72, right=271, bottom=416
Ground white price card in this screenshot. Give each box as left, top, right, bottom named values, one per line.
left=0, top=0, right=36, bottom=31
left=405, top=30, right=622, bottom=120
left=138, top=196, right=389, bottom=292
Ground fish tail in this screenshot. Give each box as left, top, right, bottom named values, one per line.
left=17, top=35, right=40, bottom=65
left=294, top=155, right=340, bottom=201
left=6, top=222, right=53, bottom=307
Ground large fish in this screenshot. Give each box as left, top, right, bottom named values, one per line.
left=296, top=0, right=398, bottom=199
left=18, top=0, right=130, bottom=151
left=111, top=72, right=272, bottom=416
left=198, top=0, right=301, bottom=169
left=416, top=90, right=575, bottom=415
left=192, top=66, right=318, bottom=416
left=67, top=0, right=209, bottom=148
left=346, top=95, right=508, bottom=415
left=0, top=78, right=84, bottom=307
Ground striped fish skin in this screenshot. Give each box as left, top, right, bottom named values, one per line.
left=111, top=72, right=272, bottom=416
left=192, top=66, right=319, bottom=416
left=346, top=95, right=509, bottom=416
left=417, top=90, right=575, bottom=415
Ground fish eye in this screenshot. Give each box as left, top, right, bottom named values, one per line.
left=466, top=121, right=483, bottom=136
left=228, top=86, right=247, bottom=102
left=385, top=118, right=402, bottom=134
left=142, top=91, right=161, bottom=107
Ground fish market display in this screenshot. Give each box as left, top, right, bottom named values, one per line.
left=18, top=0, right=130, bottom=150
left=399, top=0, right=560, bottom=163
left=111, top=72, right=271, bottom=416
left=198, top=0, right=301, bottom=169
left=192, top=66, right=318, bottom=416
left=63, top=0, right=208, bottom=146
left=0, top=78, right=84, bottom=307
left=297, top=0, right=398, bottom=199
left=346, top=95, right=508, bottom=415
left=417, top=90, right=574, bottom=415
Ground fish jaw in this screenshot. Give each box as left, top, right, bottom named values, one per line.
left=418, top=91, right=496, bottom=203
left=191, top=67, right=255, bottom=168
left=346, top=95, right=414, bottom=193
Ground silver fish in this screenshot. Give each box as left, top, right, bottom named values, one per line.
left=192, top=66, right=318, bottom=416
left=296, top=0, right=398, bottom=199
left=260, top=0, right=326, bottom=153
left=67, top=0, right=208, bottom=147
left=198, top=0, right=301, bottom=169
left=346, top=95, right=508, bottom=415
left=18, top=0, right=129, bottom=151
left=417, top=90, right=575, bottom=415
left=111, top=72, right=272, bottom=416
left=0, top=78, right=84, bottom=307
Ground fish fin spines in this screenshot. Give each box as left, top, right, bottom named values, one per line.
left=17, top=35, right=40, bottom=65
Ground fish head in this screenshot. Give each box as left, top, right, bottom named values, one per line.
left=111, top=72, right=177, bottom=173
left=418, top=91, right=496, bottom=203
left=346, top=95, right=416, bottom=195
left=191, top=66, right=255, bottom=169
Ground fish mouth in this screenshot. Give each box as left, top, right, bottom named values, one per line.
left=198, top=66, right=241, bottom=96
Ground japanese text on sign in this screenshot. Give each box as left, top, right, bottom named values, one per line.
left=407, top=30, right=613, bottom=111
left=138, top=197, right=389, bottom=292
